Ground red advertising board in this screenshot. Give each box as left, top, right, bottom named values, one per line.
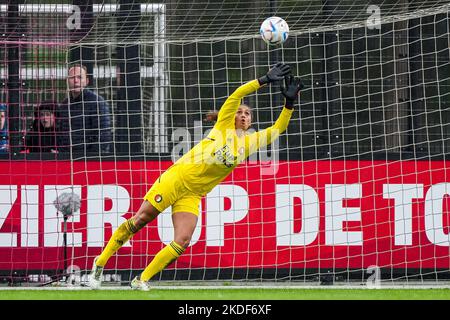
left=0, top=160, right=449, bottom=271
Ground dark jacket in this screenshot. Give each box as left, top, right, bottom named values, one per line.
left=26, top=126, right=58, bottom=153
left=0, top=104, right=8, bottom=153
left=25, top=103, right=58, bottom=153
left=25, top=122, right=57, bottom=153
left=58, top=89, right=113, bottom=155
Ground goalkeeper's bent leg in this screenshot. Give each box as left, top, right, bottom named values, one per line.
left=96, top=200, right=161, bottom=267
left=139, top=211, right=197, bottom=282
left=95, top=218, right=139, bottom=267
left=140, top=241, right=185, bottom=282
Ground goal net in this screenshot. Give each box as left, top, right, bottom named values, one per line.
left=0, top=0, right=449, bottom=286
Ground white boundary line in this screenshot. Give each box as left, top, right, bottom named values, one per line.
left=1, top=284, right=450, bottom=290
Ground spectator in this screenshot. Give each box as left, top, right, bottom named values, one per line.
left=0, top=104, right=8, bottom=153
left=58, top=64, right=113, bottom=156
left=25, top=102, right=59, bottom=153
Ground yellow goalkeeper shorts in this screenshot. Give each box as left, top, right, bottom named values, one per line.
left=144, top=166, right=201, bottom=216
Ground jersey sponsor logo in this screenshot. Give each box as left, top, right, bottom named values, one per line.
left=213, top=145, right=237, bottom=168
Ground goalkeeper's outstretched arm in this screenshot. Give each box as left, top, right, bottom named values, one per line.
left=246, top=75, right=304, bottom=156
left=213, top=63, right=291, bottom=130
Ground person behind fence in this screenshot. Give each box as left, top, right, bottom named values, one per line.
left=87, top=62, right=304, bottom=291
left=0, top=104, right=8, bottom=153
left=58, top=64, right=113, bottom=155
left=25, top=101, right=59, bottom=153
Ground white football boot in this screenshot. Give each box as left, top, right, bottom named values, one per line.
left=87, top=256, right=103, bottom=289
left=130, top=276, right=150, bottom=291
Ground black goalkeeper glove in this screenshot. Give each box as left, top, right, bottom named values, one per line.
left=258, top=62, right=291, bottom=85
left=280, top=75, right=304, bottom=109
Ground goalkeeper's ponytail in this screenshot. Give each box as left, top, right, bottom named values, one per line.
left=204, top=110, right=219, bottom=123
left=204, top=104, right=253, bottom=129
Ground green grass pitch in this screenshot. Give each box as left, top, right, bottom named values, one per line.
left=1, top=288, right=450, bottom=300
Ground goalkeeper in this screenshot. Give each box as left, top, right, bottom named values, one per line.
left=88, top=63, right=303, bottom=290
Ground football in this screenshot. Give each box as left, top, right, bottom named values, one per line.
left=260, top=16, right=289, bottom=45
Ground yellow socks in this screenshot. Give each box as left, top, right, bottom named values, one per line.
left=96, top=218, right=139, bottom=267
left=140, top=241, right=185, bottom=282
left=95, top=218, right=185, bottom=283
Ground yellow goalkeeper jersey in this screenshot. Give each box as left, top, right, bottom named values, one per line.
left=172, top=79, right=294, bottom=196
